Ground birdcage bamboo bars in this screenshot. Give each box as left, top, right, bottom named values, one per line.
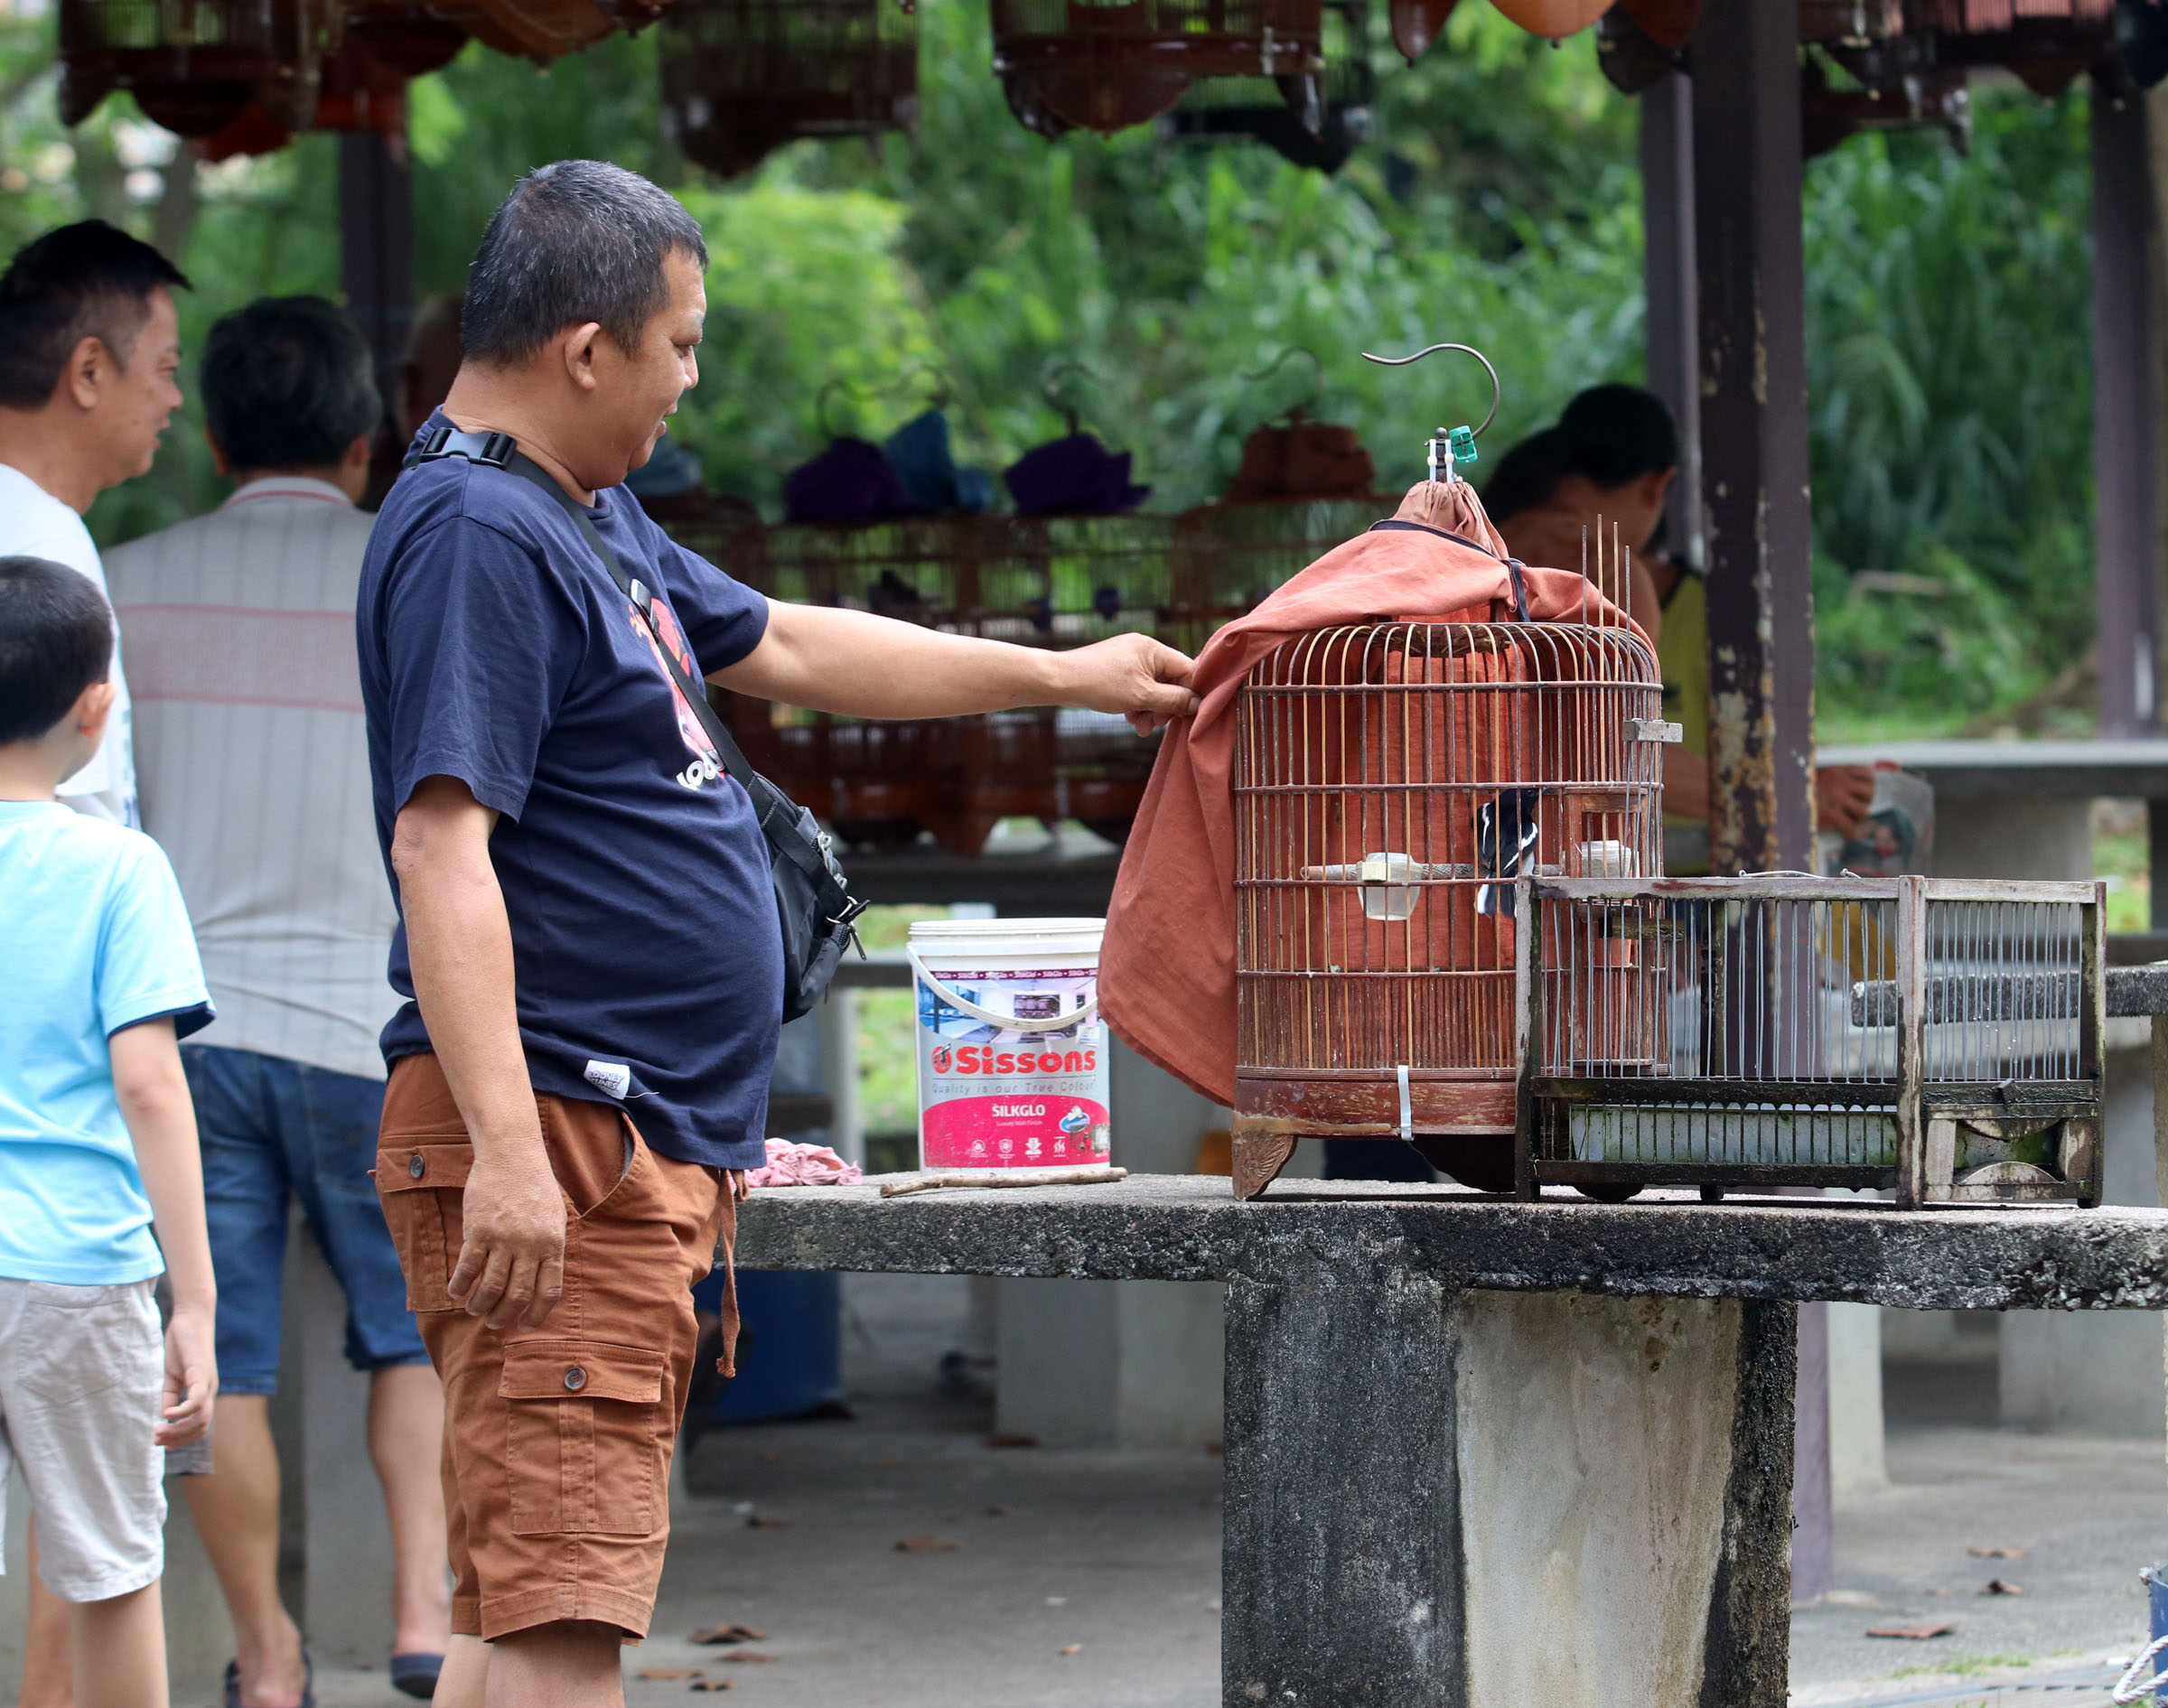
left=1231, top=615, right=1666, bottom=1177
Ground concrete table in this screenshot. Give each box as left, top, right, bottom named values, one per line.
left=737, top=1176, right=2168, bottom=1708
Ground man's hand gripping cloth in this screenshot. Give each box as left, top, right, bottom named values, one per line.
left=1100, top=479, right=1643, bottom=1106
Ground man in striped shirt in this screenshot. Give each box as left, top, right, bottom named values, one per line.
left=107, top=297, right=451, bottom=1708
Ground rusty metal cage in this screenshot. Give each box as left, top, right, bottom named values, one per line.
left=60, top=0, right=332, bottom=134
left=994, top=0, right=1324, bottom=137
left=659, top=0, right=918, bottom=180
left=1230, top=614, right=1669, bottom=1198
left=1520, top=874, right=2105, bottom=1207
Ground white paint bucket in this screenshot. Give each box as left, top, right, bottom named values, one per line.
left=908, top=918, right=1110, bottom=1171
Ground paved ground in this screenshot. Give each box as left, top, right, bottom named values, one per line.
left=265, top=1279, right=2163, bottom=1708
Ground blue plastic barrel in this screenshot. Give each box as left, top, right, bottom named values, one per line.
left=689, top=1268, right=844, bottom=1424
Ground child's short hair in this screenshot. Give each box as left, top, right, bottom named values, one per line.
left=0, top=556, right=112, bottom=743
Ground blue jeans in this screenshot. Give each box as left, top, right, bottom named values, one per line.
left=182, top=1045, right=428, bottom=1395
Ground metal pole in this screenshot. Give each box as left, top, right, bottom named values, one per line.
left=1640, top=70, right=1703, bottom=572
left=1692, top=0, right=1815, bottom=878
left=2095, top=79, right=2158, bottom=742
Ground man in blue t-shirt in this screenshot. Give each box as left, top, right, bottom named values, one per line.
left=360, top=160, right=1196, bottom=1708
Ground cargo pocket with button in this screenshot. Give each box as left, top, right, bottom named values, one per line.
left=373, top=1142, right=473, bottom=1312
left=500, top=1339, right=668, bottom=1536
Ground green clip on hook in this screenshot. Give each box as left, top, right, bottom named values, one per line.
left=1448, top=425, right=1479, bottom=469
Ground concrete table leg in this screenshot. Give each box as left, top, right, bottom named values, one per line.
left=1221, top=1267, right=1795, bottom=1707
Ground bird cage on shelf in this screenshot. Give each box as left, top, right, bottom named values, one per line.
left=1163, top=0, right=1374, bottom=171
left=993, top=0, right=1325, bottom=137
left=709, top=511, right=1178, bottom=854
left=1521, top=874, right=2106, bottom=1207
left=659, top=0, right=918, bottom=179
left=1231, top=610, right=1670, bottom=1199
left=59, top=0, right=332, bottom=135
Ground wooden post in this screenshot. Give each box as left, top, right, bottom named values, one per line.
left=1689, top=0, right=1827, bottom=1601
left=1691, top=0, right=1815, bottom=878
left=1640, top=71, right=1702, bottom=571
left=339, top=131, right=414, bottom=439
left=2097, top=80, right=2158, bottom=743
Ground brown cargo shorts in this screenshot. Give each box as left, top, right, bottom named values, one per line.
left=375, top=1052, right=736, bottom=1642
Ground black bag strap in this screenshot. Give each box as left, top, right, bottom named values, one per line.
left=407, top=425, right=767, bottom=803
left=1366, top=516, right=1530, bottom=622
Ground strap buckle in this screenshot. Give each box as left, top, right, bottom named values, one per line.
left=405, top=426, right=518, bottom=471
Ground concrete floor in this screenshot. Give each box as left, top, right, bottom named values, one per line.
left=212, top=1279, right=2164, bottom=1708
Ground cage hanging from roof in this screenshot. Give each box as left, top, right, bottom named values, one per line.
left=1163, top=0, right=1372, bottom=170
left=993, top=0, right=1325, bottom=138
left=193, top=31, right=409, bottom=160
left=342, top=0, right=472, bottom=75
left=659, top=0, right=919, bottom=180
left=59, top=0, right=332, bottom=135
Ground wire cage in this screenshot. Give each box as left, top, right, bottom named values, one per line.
left=1520, top=874, right=2106, bottom=1207
left=1161, top=0, right=1373, bottom=171
left=59, top=0, right=332, bottom=134
left=659, top=0, right=918, bottom=179
left=1229, top=614, right=1669, bottom=1199
left=993, top=0, right=1325, bottom=137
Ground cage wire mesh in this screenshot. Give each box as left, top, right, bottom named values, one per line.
left=993, top=0, right=1324, bottom=136
left=659, top=0, right=918, bottom=179
left=1528, top=878, right=2096, bottom=1188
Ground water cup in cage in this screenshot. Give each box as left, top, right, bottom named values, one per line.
left=1574, top=839, right=1640, bottom=879
left=1356, top=851, right=1422, bottom=921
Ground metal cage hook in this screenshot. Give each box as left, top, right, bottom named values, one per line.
left=1238, top=346, right=1326, bottom=422
left=816, top=368, right=954, bottom=441
left=1360, top=341, right=1503, bottom=485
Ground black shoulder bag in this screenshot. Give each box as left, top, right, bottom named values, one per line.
left=408, top=426, right=866, bottom=1022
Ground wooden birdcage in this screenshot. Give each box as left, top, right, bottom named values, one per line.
left=1520, top=874, right=2106, bottom=1208
left=993, top=0, right=1325, bottom=137
left=343, top=1, right=472, bottom=75
left=659, top=0, right=917, bottom=179
left=59, top=0, right=332, bottom=135
left=1230, top=611, right=1669, bottom=1199
left=195, top=31, right=408, bottom=159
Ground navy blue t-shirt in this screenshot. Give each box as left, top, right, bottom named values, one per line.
left=357, top=423, right=780, bottom=1171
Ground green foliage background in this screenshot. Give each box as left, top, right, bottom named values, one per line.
left=0, top=0, right=2098, bottom=738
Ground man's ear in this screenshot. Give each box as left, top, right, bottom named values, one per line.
left=560, top=322, right=604, bottom=392
left=1641, top=466, right=1677, bottom=509
left=60, top=334, right=107, bottom=412
left=204, top=424, right=234, bottom=477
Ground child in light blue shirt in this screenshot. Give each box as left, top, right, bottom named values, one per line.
left=0, top=554, right=216, bottom=1708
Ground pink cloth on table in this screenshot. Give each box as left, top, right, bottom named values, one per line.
left=744, top=1137, right=864, bottom=1188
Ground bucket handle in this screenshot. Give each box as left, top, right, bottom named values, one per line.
left=909, top=950, right=1101, bottom=1035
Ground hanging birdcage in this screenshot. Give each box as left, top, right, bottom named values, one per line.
left=342, top=1, right=471, bottom=75
left=659, top=0, right=918, bottom=180
left=194, top=31, right=408, bottom=159
left=993, top=0, right=1325, bottom=137
left=1163, top=0, right=1374, bottom=170
left=59, top=0, right=332, bottom=135
left=1231, top=607, right=1671, bottom=1198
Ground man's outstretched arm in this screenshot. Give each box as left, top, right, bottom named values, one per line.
left=711, top=601, right=1199, bottom=736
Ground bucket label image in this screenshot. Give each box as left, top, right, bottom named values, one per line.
left=912, top=955, right=1110, bottom=1170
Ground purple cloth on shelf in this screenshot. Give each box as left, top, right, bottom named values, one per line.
left=1003, top=434, right=1152, bottom=517
left=782, top=437, right=923, bottom=525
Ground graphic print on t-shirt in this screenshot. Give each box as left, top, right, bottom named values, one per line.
left=629, top=594, right=722, bottom=791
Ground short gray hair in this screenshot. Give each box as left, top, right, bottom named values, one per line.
left=462, top=161, right=708, bottom=369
